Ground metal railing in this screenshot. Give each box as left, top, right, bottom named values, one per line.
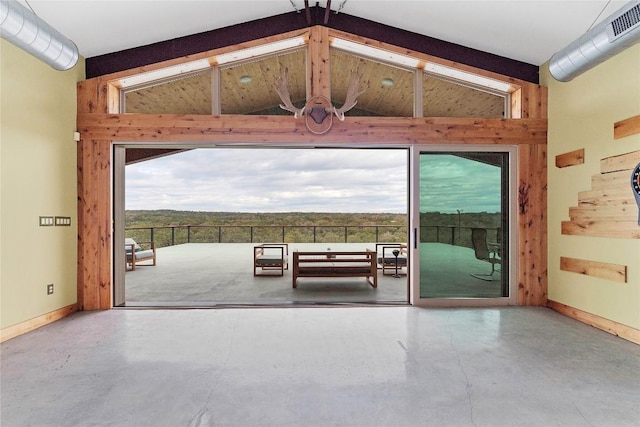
left=420, top=225, right=501, bottom=249
left=125, top=224, right=407, bottom=248
left=125, top=224, right=500, bottom=250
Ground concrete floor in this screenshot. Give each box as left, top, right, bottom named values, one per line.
left=125, top=243, right=410, bottom=306
left=2, top=306, right=639, bottom=427
left=124, top=243, right=502, bottom=306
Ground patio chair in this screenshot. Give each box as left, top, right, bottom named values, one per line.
left=376, top=243, right=408, bottom=276
left=254, top=243, right=289, bottom=276
left=125, top=238, right=157, bottom=271
left=470, top=228, right=501, bottom=281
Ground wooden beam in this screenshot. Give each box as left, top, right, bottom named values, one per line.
left=614, top=114, right=640, bottom=139
left=555, top=148, right=584, bottom=168
left=324, top=0, right=331, bottom=24
left=548, top=300, right=640, bottom=345
left=518, top=143, right=548, bottom=306
left=304, top=0, right=311, bottom=25
left=308, top=26, right=331, bottom=100
left=77, top=139, right=113, bottom=310
left=77, top=113, right=547, bottom=145
left=560, top=256, right=627, bottom=283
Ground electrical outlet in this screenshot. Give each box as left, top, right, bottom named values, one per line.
left=47, top=284, right=54, bottom=295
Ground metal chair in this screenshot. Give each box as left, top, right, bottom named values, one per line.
left=470, top=228, right=501, bottom=281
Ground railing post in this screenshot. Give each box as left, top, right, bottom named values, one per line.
left=171, top=227, right=175, bottom=246
left=187, top=226, right=191, bottom=243
left=150, top=228, right=154, bottom=243
left=313, top=226, right=317, bottom=243
left=344, top=226, right=348, bottom=243
left=282, top=226, right=285, bottom=243
left=218, top=226, right=222, bottom=243
left=375, top=226, right=379, bottom=243
left=436, top=226, right=439, bottom=243
left=250, top=226, right=253, bottom=243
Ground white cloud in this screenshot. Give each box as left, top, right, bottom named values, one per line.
left=126, top=148, right=408, bottom=213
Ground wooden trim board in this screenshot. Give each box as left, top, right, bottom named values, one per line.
left=0, top=304, right=78, bottom=343
left=600, top=150, right=640, bottom=173
left=555, top=148, right=584, bottom=168
left=560, top=256, right=627, bottom=283
left=614, top=115, right=640, bottom=139
left=548, top=300, right=640, bottom=345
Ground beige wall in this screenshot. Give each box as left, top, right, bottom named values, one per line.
left=542, top=45, right=640, bottom=329
left=1, top=40, right=85, bottom=329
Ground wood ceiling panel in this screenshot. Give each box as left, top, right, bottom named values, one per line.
left=423, top=76, right=505, bottom=118
left=122, top=48, right=506, bottom=118
left=220, top=49, right=306, bottom=114
left=330, top=49, right=414, bottom=117
left=124, top=71, right=212, bottom=114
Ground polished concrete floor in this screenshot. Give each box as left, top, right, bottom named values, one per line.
left=2, top=307, right=639, bottom=427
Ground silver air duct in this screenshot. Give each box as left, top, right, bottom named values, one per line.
left=549, top=0, right=640, bottom=82
left=0, top=0, right=78, bottom=71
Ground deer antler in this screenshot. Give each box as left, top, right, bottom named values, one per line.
left=329, top=69, right=366, bottom=121
left=275, top=67, right=305, bottom=118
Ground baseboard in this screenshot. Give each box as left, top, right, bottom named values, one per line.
left=548, top=300, right=640, bottom=345
left=0, top=304, right=78, bottom=343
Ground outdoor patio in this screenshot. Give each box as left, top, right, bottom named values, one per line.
left=124, top=242, right=503, bottom=306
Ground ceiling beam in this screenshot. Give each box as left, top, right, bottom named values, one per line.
left=324, top=0, right=332, bottom=24
left=304, top=0, right=312, bottom=25
left=77, top=113, right=547, bottom=145
left=85, top=6, right=539, bottom=83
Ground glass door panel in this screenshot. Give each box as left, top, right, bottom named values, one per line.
left=411, top=148, right=515, bottom=304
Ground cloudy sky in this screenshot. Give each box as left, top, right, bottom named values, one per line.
left=125, top=148, right=502, bottom=214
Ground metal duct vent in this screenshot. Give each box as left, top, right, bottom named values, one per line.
left=549, top=0, right=640, bottom=82
left=612, top=3, right=640, bottom=36
left=0, top=0, right=78, bottom=71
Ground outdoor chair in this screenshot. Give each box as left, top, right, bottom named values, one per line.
left=376, top=243, right=408, bottom=276
left=470, top=228, right=501, bottom=281
left=125, top=238, right=157, bottom=271
left=253, top=243, right=289, bottom=276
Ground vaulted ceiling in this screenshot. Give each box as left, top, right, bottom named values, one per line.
left=24, top=0, right=627, bottom=66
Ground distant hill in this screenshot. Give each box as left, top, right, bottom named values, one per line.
left=125, top=210, right=407, bottom=227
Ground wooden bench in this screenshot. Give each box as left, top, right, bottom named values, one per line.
left=292, top=250, right=377, bottom=288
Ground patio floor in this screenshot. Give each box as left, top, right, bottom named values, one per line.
left=124, top=242, right=503, bottom=306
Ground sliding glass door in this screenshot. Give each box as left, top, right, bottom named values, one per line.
left=410, top=146, right=517, bottom=305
